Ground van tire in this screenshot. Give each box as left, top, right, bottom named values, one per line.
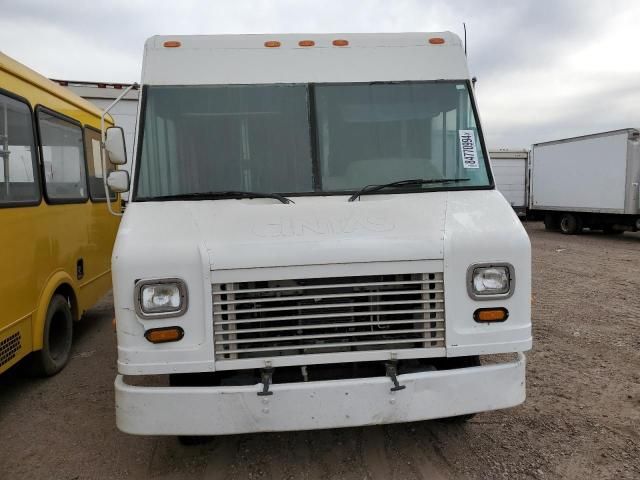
left=559, top=213, right=582, bottom=235
left=29, top=294, right=73, bottom=376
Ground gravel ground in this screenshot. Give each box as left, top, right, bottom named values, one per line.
left=1, top=222, right=638, bottom=480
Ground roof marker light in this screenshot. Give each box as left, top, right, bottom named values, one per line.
left=163, top=40, right=182, bottom=48
left=264, top=41, right=281, bottom=48
left=332, top=39, right=349, bottom=47
left=429, top=37, right=445, bottom=45
left=298, top=40, right=315, bottom=47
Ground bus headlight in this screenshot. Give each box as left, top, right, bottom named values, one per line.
left=135, top=279, right=188, bottom=318
left=467, top=264, right=514, bottom=300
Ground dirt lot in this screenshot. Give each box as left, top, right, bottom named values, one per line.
left=1, top=222, right=638, bottom=480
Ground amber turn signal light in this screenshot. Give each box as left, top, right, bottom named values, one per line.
left=145, top=326, right=185, bottom=343
left=474, top=308, right=509, bottom=323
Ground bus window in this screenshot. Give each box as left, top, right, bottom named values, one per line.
left=0, top=92, right=40, bottom=206
left=84, top=127, right=116, bottom=201
left=37, top=108, right=88, bottom=203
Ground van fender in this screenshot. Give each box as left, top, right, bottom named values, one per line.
left=32, top=270, right=78, bottom=350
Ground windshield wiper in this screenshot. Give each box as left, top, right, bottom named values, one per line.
left=348, top=178, right=470, bottom=202
left=139, top=191, right=294, bottom=204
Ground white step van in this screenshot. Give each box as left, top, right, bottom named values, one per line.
left=109, top=33, right=531, bottom=438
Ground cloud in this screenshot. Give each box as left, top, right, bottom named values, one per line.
left=475, top=4, right=640, bottom=146
left=0, top=0, right=638, bottom=147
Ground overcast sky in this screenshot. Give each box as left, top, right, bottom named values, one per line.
left=1, top=0, right=638, bottom=147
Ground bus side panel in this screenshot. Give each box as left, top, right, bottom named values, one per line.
left=0, top=205, right=41, bottom=343
left=77, top=196, right=119, bottom=314
left=30, top=199, right=117, bottom=348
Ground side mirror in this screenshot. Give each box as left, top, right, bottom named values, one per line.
left=107, top=170, right=130, bottom=193
left=105, top=126, right=127, bottom=165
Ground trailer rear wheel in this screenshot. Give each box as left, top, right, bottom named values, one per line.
left=559, top=213, right=582, bottom=235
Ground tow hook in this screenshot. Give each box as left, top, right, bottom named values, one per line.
left=258, top=367, right=274, bottom=396
left=385, top=361, right=405, bottom=392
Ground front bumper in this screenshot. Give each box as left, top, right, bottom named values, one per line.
left=115, top=353, right=526, bottom=435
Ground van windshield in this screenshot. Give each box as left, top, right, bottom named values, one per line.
left=135, top=82, right=491, bottom=200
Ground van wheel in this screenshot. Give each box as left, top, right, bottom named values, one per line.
left=544, top=214, right=559, bottom=231
left=559, top=213, right=582, bottom=235
left=29, top=294, right=73, bottom=376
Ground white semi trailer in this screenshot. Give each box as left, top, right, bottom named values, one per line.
left=530, top=129, right=640, bottom=234
left=489, top=149, right=529, bottom=217
left=103, top=32, right=531, bottom=440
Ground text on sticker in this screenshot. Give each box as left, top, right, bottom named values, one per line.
left=458, top=130, right=479, bottom=169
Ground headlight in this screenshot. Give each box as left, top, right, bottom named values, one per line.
left=467, top=264, right=514, bottom=299
left=135, top=278, right=188, bottom=319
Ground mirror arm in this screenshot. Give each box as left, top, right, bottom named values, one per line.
left=100, top=82, right=139, bottom=217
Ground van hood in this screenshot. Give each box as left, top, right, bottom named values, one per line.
left=118, top=193, right=450, bottom=271
left=191, top=194, right=447, bottom=270
left=117, top=190, right=526, bottom=272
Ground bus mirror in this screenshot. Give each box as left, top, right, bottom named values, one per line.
left=107, top=170, right=130, bottom=193
left=105, top=126, right=127, bottom=165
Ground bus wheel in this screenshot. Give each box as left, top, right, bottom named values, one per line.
left=559, top=213, right=582, bottom=235
left=30, top=294, right=73, bottom=376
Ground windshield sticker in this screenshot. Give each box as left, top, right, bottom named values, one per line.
left=459, top=130, right=479, bottom=169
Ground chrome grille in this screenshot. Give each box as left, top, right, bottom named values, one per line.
left=212, top=273, right=445, bottom=360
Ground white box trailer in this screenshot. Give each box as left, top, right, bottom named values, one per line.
left=530, top=129, right=640, bottom=234
left=104, top=32, right=531, bottom=440
left=489, top=149, right=528, bottom=216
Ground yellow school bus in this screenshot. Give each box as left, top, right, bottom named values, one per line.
left=0, top=52, right=121, bottom=375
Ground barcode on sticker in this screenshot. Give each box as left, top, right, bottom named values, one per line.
left=459, top=130, right=479, bottom=169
